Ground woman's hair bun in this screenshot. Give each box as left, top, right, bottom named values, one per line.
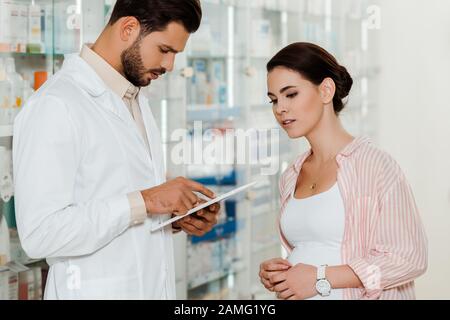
left=336, top=65, right=353, bottom=100
left=267, top=42, right=354, bottom=115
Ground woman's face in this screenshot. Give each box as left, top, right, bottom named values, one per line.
left=267, top=67, right=324, bottom=139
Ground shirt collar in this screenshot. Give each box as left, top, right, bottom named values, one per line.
left=293, top=136, right=371, bottom=173
left=80, top=45, right=139, bottom=100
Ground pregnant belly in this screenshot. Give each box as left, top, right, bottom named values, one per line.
left=288, top=243, right=343, bottom=300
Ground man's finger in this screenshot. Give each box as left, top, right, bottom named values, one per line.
left=186, top=216, right=208, bottom=230
left=180, top=222, right=202, bottom=236
left=205, top=202, right=220, bottom=213
left=181, top=217, right=212, bottom=234
left=173, top=201, right=189, bottom=216
left=180, top=196, right=194, bottom=215
left=184, top=180, right=215, bottom=199
left=183, top=190, right=199, bottom=206
left=195, top=211, right=217, bottom=224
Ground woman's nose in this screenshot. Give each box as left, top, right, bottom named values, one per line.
left=275, top=103, right=288, bottom=115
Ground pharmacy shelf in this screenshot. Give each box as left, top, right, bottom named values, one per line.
left=0, top=52, right=64, bottom=58
left=188, top=261, right=246, bottom=290
left=250, top=103, right=271, bottom=109
left=187, top=105, right=241, bottom=122
left=251, top=237, right=280, bottom=254
left=0, top=259, right=46, bottom=273
left=190, top=219, right=238, bottom=244
left=187, top=53, right=228, bottom=60
left=0, top=125, right=13, bottom=138
left=251, top=204, right=272, bottom=218
left=187, top=54, right=262, bottom=60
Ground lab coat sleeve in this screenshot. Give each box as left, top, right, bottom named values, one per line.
left=13, top=95, right=132, bottom=260
left=127, top=191, right=147, bottom=225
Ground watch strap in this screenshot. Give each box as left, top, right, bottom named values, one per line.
left=317, top=264, right=328, bottom=280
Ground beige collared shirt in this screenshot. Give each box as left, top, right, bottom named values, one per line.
left=80, top=45, right=147, bottom=226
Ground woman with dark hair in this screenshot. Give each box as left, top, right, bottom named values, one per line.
left=259, top=42, right=428, bottom=300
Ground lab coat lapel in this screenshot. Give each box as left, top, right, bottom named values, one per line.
left=94, top=92, right=136, bottom=127
left=139, top=94, right=166, bottom=184
left=64, top=54, right=134, bottom=126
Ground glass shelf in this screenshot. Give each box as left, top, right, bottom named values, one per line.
left=0, top=125, right=14, bottom=138
left=186, top=105, right=241, bottom=122
left=0, top=52, right=62, bottom=57
left=0, top=259, right=46, bottom=273
left=188, top=261, right=245, bottom=290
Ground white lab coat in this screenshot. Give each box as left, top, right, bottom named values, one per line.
left=13, top=54, right=176, bottom=299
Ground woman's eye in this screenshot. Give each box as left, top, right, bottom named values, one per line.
left=160, top=48, right=169, bottom=54
left=286, top=92, right=298, bottom=99
left=269, top=100, right=277, bottom=105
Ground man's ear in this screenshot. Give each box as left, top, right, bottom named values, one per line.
left=118, top=16, right=141, bottom=42
left=319, top=77, right=336, bottom=104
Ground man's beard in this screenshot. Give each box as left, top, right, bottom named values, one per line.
left=121, top=37, right=161, bottom=87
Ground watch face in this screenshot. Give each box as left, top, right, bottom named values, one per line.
left=316, top=279, right=331, bottom=294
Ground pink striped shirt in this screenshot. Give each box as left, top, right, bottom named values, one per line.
left=278, top=136, right=428, bottom=299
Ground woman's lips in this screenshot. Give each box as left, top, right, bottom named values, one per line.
left=282, top=119, right=296, bottom=127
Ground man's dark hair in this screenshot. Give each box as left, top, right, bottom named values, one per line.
left=109, top=0, right=202, bottom=35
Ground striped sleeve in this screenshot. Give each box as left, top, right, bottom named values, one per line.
left=278, top=167, right=296, bottom=253
left=348, top=175, right=428, bottom=299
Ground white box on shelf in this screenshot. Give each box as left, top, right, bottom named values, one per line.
left=0, top=214, right=10, bottom=264
left=19, top=269, right=35, bottom=300
left=7, top=270, right=19, bottom=300
left=28, top=4, right=42, bottom=45
left=32, top=267, right=42, bottom=300
left=43, top=4, right=54, bottom=54
left=0, top=1, right=13, bottom=51
left=189, top=17, right=212, bottom=54
left=250, top=19, right=272, bottom=58
left=0, top=270, right=8, bottom=299
left=16, top=4, right=28, bottom=53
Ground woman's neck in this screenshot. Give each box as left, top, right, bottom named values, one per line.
left=305, top=107, right=354, bottom=164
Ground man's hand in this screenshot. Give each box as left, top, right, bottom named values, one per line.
left=141, top=177, right=215, bottom=216
left=172, top=200, right=221, bottom=237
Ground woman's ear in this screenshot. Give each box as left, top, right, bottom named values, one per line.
left=319, top=78, right=336, bottom=105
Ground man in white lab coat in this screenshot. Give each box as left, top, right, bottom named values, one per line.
left=13, top=0, right=220, bottom=299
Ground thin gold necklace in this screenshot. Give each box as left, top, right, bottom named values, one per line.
left=309, top=153, right=338, bottom=191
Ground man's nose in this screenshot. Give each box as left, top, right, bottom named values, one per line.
left=161, top=53, right=175, bottom=72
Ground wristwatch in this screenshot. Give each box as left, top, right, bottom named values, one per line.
left=315, top=265, right=332, bottom=297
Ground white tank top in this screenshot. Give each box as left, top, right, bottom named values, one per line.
left=280, top=182, right=345, bottom=300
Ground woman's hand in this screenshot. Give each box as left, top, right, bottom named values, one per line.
left=271, top=263, right=318, bottom=300
left=259, top=258, right=292, bottom=291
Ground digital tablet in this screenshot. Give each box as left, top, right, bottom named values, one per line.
left=150, top=181, right=257, bottom=232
